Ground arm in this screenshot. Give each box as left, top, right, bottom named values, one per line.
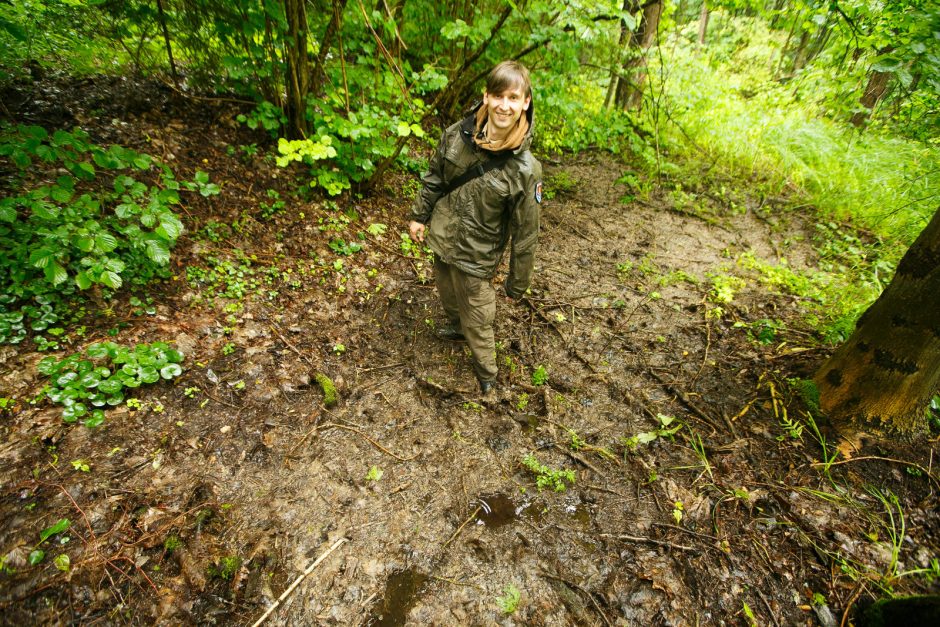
left=409, top=131, right=449, bottom=240
left=505, top=161, right=542, bottom=299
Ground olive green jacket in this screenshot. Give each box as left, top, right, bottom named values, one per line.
left=410, top=104, right=541, bottom=299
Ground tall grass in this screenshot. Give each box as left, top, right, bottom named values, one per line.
left=649, top=17, right=939, bottom=248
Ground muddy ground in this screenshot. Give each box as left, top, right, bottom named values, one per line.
left=1, top=78, right=938, bottom=626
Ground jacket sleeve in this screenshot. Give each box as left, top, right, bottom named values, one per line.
left=505, top=160, right=542, bottom=299
left=409, top=131, right=448, bottom=224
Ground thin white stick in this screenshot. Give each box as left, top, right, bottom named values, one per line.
left=250, top=537, right=349, bottom=627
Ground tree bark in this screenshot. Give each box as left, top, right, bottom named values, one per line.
left=814, top=208, right=940, bottom=434
left=790, top=29, right=811, bottom=72
left=311, top=0, right=349, bottom=96
left=850, top=61, right=892, bottom=127
left=283, top=0, right=310, bottom=139
left=155, top=0, right=178, bottom=86
left=697, top=1, right=709, bottom=47
left=605, top=0, right=634, bottom=109
left=614, top=1, right=662, bottom=111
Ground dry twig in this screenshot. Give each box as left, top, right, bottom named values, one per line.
left=319, top=422, right=419, bottom=462
left=250, top=537, right=348, bottom=627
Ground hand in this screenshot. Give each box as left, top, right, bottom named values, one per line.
left=408, top=221, right=426, bottom=243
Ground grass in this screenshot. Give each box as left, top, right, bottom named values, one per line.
left=649, top=23, right=938, bottom=248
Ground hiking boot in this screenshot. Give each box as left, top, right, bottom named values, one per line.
left=479, top=379, right=496, bottom=395
left=436, top=324, right=465, bottom=341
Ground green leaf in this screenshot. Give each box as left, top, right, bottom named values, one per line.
left=195, top=170, right=209, bottom=184
left=0, top=16, right=28, bottom=41
left=13, top=150, right=31, bottom=168
left=86, top=343, right=110, bottom=359
left=166, top=348, right=184, bottom=363
left=115, top=202, right=138, bottom=219
left=95, top=231, right=118, bottom=252
left=75, top=162, right=95, bottom=179
left=160, top=363, right=183, bottom=379
left=75, top=236, right=95, bottom=252
left=0, top=197, right=16, bottom=222
left=158, top=214, right=183, bottom=239
left=145, top=239, right=171, bottom=265
left=83, top=411, right=105, bottom=428
left=133, top=154, right=152, bottom=170
left=99, top=271, right=122, bottom=290
left=75, top=272, right=93, bottom=290
left=50, top=186, right=73, bottom=204
left=45, top=262, right=68, bottom=286
left=80, top=371, right=101, bottom=388
left=97, top=378, right=123, bottom=395
left=75, top=360, right=94, bottom=374
left=139, top=367, right=160, bottom=384
left=39, top=518, right=70, bottom=543
left=396, top=122, right=412, bottom=137
left=29, top=248, right=55, bottom=268
left=38, top=356, right=60, bottom=375
left=56, top=371, right=78, bottom=387
left=53, top=554, right=70, bottom=571
left=28, top=550, right=45, bottom=565
left=106, top=393, right=125, bottom=406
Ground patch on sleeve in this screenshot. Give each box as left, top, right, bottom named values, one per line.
left=535, top=181, right=543, bottom=203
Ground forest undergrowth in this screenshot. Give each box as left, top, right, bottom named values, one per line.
left=0, top=76, right=937, bottom=625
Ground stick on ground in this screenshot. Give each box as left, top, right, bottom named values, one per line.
left=250, top=537, right=348, bottom=627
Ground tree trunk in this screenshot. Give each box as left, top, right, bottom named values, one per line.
left=850, top=61, right=892, bottom=128
left=697, top=1, right=709, bottom=47
left=155, top=0, right=178, bottom=86
left=283, top=0, right=310, bottom=139
left=814, top=208, right=940, bottom=434
left=604, top=0, right=634, bottom=109
left=790, top=29, right=811, bottom=72
left=311, top=0, right=349, bottom=96
left=614, top=0, right=662, bottom=111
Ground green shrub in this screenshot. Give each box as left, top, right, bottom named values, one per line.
left=38, top=341, right=184, bottom=426
left=0, top=125, right=217, bottom=344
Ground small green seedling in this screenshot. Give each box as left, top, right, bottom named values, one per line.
left=28, top=518, right=71, bottom=566
left=621, top=413, right=682, bottom=451
left=496, top=584, right=521, bottom=615
left=672, top=501, right=684, bottom=524
left=522, top=454, right=575, bottom=492
left=531, top=365, right=548, bottom=386
left=70, top=459, right=90, bottom=472
left=365, top=466, right=383, bottom=481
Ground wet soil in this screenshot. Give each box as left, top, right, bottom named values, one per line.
left=1, top=77, right=938, bottom=626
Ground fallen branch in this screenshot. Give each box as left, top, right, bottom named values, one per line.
left=553, top=442, right=605, bottom=477
left=250, top=537, right=348, bottom=627
left=319, top=422, right=419, bottom=462
left=270, top=324, right=315, bottom=368
left=540, top=570, right=613, bottom=627
left=598, top=532, right=697, bottom=552
left=442, top=506, right=482, bottom=552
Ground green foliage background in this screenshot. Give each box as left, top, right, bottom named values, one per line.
left=0, top=0, right=938, bottom=346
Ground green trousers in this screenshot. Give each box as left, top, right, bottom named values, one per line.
left=434, top=258, right=497, bottom=382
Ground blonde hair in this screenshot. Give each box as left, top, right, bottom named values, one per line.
left=485, top=60, right=532, bottom=99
